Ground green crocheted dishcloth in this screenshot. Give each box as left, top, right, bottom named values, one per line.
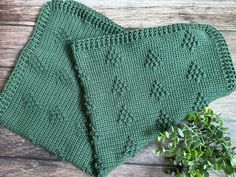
left=0, top=0, right=124, bottom=176
left=1, top=0, right=236, bottom=177
left=72, top=24, right=236, bottom=177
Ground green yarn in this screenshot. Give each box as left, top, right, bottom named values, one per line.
left=0, top=0, right=236, bottom=177
left=72, top=24, right=236, bottom=176
left=0, top=0, right=124, bottom=176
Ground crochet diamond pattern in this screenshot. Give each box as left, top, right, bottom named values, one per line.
left=156, top=110, right=175, bottom=132
left=48, top=105, right=64, bottom=123
left=181, top=30, right=198, bottom=51
left=144, top=49, right=162, bottom=70
left=54, top=27, right=72, bottom=44
left=150, top=80, right=169, bottom=100
left=187, top=61, right=206, bottom=82
left=72, top=23, right=236, bottom=177
left=117, top=104, right=134, bottom=126
left=22, top=93, right=39, bottom=111
left=122, top=136, right=138, bottom=157
left=112, top=76, right=129, bottom=96
left=106, top=47, right=122, bottom=67
left=27, top=53, right=48, bottom=72
left=193, top=92, right=208, bottom=111
left=57, top=68, right=73, bottom=85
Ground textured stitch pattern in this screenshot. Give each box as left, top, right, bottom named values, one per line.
left=21, top=93, right=39, bottom=111
left=54, top=27, right=72, bottom=44
left=106, top=47, right=123, bottom=66
left=150, top=80, right=169, bottom=100
left=48, top=105, right=64, bottom=123
left=0, top=1, right=125, bottom=177
left=123, top=136, right=138, bottom=157
left=72, top=23, right=236, bottom=177
left=156, top=110, right=175, bottom=132
left=56, top=68, right=73, bottom=85
left=27, top=53, right=48, bottom=72
left=112, top=76, right=129, bottom=96
left=117, top=104, right=134, bottom=126
left=187, top=61, right=206, bottom=82
left=193, top=92, right=208, bottom=111
left=181, top=30, right=198, bottom=51
left=144, top=49, right=162, bottom=70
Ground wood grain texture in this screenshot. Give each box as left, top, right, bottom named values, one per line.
left=1, top=1, right=236, bottom=30
left=0, top=0, right=236, bottom=177
left=0, top=158, right=226, bottom=177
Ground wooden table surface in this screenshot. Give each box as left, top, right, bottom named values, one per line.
left=0, top=0, right=236, bottom=176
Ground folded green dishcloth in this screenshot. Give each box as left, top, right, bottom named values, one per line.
left=72, top=23, right=236, bottom=177
left=0, top=0, right=125, bottom=176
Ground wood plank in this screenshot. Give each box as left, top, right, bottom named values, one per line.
left=109, top=164, right=224, bottom=177
left=2, top=0, right=236, bottom=8
left=0, top=125, right=168, bottom=164
left=0, top=125, right=57, bottom=159
left=94, top=8, right=236, bottom=30
left=0, top=157, right=90, bottom=177
left=0, top=157, right=225, bottom=177
left=0, top=1, right=236, bottom=30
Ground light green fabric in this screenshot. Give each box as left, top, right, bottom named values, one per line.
left=72, top=24, right=236, bottom=176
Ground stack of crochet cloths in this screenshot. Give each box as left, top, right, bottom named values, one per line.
left=1, top=0, right=236, bottom=177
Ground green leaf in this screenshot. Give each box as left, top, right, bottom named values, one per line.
left=153, top=108, right=235, bottom=177
left=168, top=143, right=173, bottom=148
left=165, top=131, right=170, bottom=139
left=171, top=126, right=175, bottom=133
left=176, top=136, right=180, bottom=144
left=224, top=164, right=234, bottom=175
left=202, top=170, right=209, bottom=177
left=207, top=108, right=213, bottom=116
left=152, top=149, right=160, bottom=155
left=193, top=142, right=201, bottom=149
left=192, top=150, right=198, bottom=157
left=206, top=129, right=213, bottom=137
left=231, top=157, right=236, bottom=168
left=219, top=119, right=224, bottom=127
left=172, top=132, right=177, bottom=140
left=206, top=147, right=212, bottom=157
left=161, top=135, right=165, bottom=143
left=187, top=113, right=195, bottom=121
left=198, top=150, right=203, bottom=157
left=216, top=131, right=223, bottom=139
left=157, top=136, right=161, bottom=142
left=178, top=128, right=184, bottom=138
left=186, top=153, right=191, bottom=160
